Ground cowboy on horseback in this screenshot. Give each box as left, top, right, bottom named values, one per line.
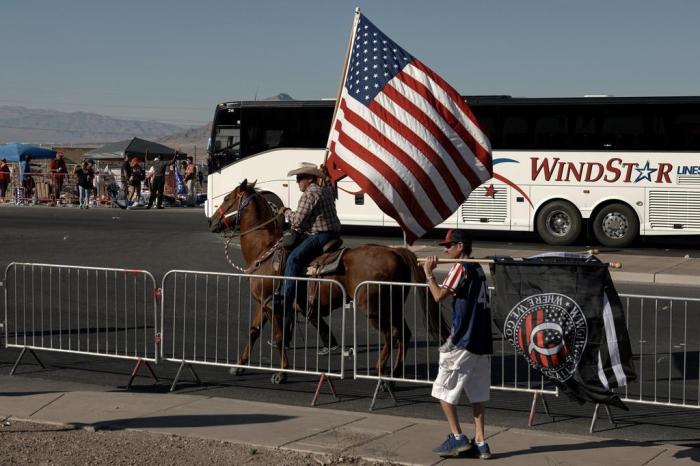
left=277, top=162, right=342, bottom=352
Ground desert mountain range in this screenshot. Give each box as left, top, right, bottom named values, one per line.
left=0, top=106, right=199, bottom=145
left=0, top=94, right=300, bottom=159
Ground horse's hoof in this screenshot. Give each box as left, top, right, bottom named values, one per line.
left=271, top=372, right=287, bottom=384
left=230, top=367, right=245, bottom=376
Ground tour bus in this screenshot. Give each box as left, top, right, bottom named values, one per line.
left=206, top=96, right=700, bottom=247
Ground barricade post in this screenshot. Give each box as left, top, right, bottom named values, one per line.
left=160, top=270, right=348, bottom=405
left=353, top=280, right=558, bottom=423
left=589, top=292, right=700, bottom=432
left=2, top=262, right=160, bottom=388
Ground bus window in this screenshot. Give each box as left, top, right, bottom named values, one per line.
left=573, top=114, right=599, bottom=150
left=670, top=113, right=700, bottom=151
left=533, top=113, right=569, bottom=149
left=470, top=105, right=499, bottom=148
left=600, top=113, right=644, bottom=150
left=648, top=114, right=669, bottom=150
left=501, top=115, right=530, bottom=149
left=263, top=129, right=283, bottom=149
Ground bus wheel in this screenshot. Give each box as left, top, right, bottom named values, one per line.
left=592, top=203, right=638, bottom=248
left=536, top=201, right=582, bottom=245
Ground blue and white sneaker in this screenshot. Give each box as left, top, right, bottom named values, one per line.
left=432, top=434, right=471, bottom=457
left=470, top=439, right=492, bottom=459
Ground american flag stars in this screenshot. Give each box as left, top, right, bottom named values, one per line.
left=346, top=16, right=413, bottom=105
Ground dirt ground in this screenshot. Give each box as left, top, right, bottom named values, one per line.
left=0, top=419, right=384, bottom=466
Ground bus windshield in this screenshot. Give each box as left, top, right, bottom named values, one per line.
left=208, top=101, right=334, bottom=172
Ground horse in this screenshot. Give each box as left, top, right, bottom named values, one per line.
left=209, top=179, right=447, bottom=383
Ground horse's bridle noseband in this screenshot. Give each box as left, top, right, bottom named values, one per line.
left=216, top=190, right=257, bottom=234
left=217, top=188, right=285, bottom=273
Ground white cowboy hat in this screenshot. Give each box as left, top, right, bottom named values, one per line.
left=287, top=162, right=322, bottom=178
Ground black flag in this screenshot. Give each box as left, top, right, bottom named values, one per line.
left=491, top=254, right=636, bottom=410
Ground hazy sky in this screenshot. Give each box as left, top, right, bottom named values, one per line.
left=2, top=0, right=699, bottom=126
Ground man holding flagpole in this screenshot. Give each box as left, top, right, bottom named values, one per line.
left=423, top=230, right=493, bottom=459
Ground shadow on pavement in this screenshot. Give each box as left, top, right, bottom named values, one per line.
left=89, top=413, right=295, bottom=431
left=495, top=438, right=698, bottom=461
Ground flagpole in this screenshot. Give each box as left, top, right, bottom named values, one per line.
left=416, top=258, right=622, bottom=268
left=323, top=7, right=361, bottom=167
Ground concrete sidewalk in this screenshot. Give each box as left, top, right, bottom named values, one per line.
left=411, top=244, right=699, bottom=286
left=0, top=376, right=695, bottom=465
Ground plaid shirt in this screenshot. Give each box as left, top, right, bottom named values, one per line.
left=291, top=183, right=341, bottom=235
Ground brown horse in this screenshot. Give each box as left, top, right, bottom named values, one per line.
left=209, top=179, right=447, bottom=383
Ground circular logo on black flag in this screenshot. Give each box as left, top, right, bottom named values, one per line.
left=503, top=293, right=587, bottom=382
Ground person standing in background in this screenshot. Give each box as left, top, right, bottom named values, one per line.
left=49, top=152, right=67, bottom=204
left=74, top=161, right=94, bottom=209
left=184, top=156, right=197, bottom=207
left=20, top=156, right=40, bottom=204
left=121, top=154, right=132, bottom=200
left=0, top=158, right=10, bottom=202
left=147, top=155, right=174, bottom=209
left=128, top=157, right=145, bottom=205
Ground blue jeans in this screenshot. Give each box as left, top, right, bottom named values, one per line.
left=282, top=232, right=339, bottom=341
left=283, top=231, right=338, bottom=304
left=79, top=186, right=91, bottom=206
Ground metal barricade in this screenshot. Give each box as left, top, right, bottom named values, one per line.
left=353, top=280, right=557, bottom=421
left=614, top=293, right=700, bottom=409
left=160, top=270, right=348, bottom=404
left=2, top=263, right=159, bottom=387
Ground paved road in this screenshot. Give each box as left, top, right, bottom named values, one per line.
left=1, top=205, right=699, bottom=447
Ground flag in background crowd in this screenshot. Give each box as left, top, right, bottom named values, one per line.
left=174, top=162, right=187, bottom=196
left=490, top=253, right=636, bottom=410
left=326, top=11, right=492, bottom=244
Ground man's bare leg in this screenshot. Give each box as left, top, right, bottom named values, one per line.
left=472, top=402, right=485, bottom=443
left=440, top=400, right=462, bottom=435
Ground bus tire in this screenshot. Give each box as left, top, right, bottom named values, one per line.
left=592, top=203, right=638, bottom=248
left=260, top=191, right=284, bottom=212
left=536, top=200, right=582, bottom=245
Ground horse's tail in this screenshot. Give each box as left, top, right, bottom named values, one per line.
left=393, top=248, right=449, bottom=344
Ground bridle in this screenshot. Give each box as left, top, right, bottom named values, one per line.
left=215, top=189, right=283, bottom=273
left=215, top=190, right=256, bottom=235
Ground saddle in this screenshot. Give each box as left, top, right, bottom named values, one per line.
left=269, top=238, right=345, bottom=277
left=264, top=238, right=346, bottom=314
left=306, top=239, right=346, bottom=277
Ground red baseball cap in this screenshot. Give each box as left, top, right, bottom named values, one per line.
left=437, top=229, right=471, bottom=246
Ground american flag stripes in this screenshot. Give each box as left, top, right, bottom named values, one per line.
left=327, top=13, right=492, bottom=244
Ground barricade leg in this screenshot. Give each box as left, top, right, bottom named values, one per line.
left=126, top=358, right=158, bottom=389
left=169, top=360, right=201, bottom=392
left=10, top=348, right=46, bottom=375
left=528, top=392, right=554, bottom=427
left=310, top=373, right=339, bottom=407
left=589, top=403, right=616, bottom=433
left=369, top=379, right=398, bottom=412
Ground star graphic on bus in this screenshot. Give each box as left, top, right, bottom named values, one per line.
left=634, top=161, right=657, bottom=182
left=491, top=158, right=534, bottom=207
left=484, top=184, right=497, bottom=198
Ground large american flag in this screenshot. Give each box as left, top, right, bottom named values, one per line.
left=327, top=13, right=492, bottom=244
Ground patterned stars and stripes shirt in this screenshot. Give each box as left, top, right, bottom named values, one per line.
left=439, top=262, right=493, bottom=355
left=291, top=183, right=342, bottom=235
left=440, top=263, right=466, bottom=294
